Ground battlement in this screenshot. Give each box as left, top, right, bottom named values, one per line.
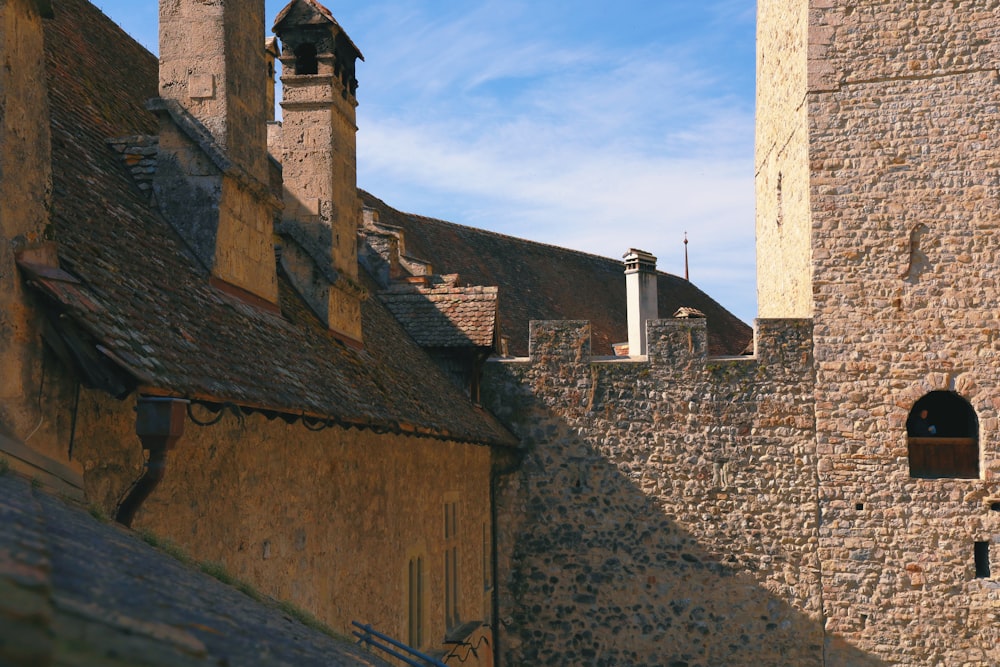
left=503, top=317, right=813, bottom=379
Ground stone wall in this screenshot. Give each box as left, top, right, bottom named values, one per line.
left=72, top=388, right=496, bottom=665
left=481, top=318, right=883, bottom=666
left=806, top=15, right=1000, bottom=665
left=756, top=0, right=1000, bottom=663
left=0, top=0, right=71, bottom=473
left=755, top=0, right=812, bottom=319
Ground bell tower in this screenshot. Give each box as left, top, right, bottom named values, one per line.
left=756, top=2, right=1000, bottom=663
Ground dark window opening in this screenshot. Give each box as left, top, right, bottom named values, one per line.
left=407, top=555, right=424, bottom=647
left=294, top=43, right=318, bottom=75
left=975, top=542, right=990, bottom=579
left=990, top=502, right=1000, bottom=512
left=855, top=503, right=864, bottom=511
left=906, top=391, right=979, bottom=479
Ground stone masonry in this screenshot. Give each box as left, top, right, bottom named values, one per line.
left=482, top=318, right=848, bottom=666
left=758, top=1, right=1000, bottom=665
left=481, top=3, right=1000, bottom=664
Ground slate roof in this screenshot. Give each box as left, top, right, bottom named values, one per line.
left=359, top=192, right=754, bottom=357
left=0, top=473, right=391, bottom=666
left=380, top=280, right=499, bottom=349
left=37, top=0, right=514, bottom=447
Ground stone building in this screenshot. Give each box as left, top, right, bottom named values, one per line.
left=477, top=1, right=1000, bottom=666
left=6, top=0, right=996, bottom=666
left=1, top=0, right=513, bottom=663
left=0, top=0, right=746, bottom=665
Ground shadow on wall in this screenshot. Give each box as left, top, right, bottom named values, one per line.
left=483, top=322, right=886, bottom=667
left=496, top=438, right=884, bottom=666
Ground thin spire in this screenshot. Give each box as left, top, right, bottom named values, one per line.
left=684, top=232, right=689, bottom=281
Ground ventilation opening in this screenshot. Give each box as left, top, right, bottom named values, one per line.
left=975, top=542, right=990, bottom=579
left=294, top=43, right=318, bottom=75
left=906, top=391, right=979, bottom=479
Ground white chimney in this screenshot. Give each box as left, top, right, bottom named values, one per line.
left=624, top=249, right=658, bottom=356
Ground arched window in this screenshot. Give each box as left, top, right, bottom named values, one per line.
left=294, top=43, right=318, bottom=75
left=906, top=391, right=979, bottom=479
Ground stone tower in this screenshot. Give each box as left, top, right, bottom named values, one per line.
left=272, top=0, right=365, bottom=343
left=757, top=2, right=1000, bottom=664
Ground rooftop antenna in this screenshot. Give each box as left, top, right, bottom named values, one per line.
left=684, top=232, right=689, bottom=281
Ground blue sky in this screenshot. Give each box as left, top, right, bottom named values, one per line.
left=93, top=1, right=758, bottom=323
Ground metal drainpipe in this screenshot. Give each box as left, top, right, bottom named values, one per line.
left=115, top=397, right=189, bottom=527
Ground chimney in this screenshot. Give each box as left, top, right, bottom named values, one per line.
left=272, top=0, right=366, bottom=342
left=624, top=249, right=658, bottom=356
left=151, top=0, right=280, bottom=307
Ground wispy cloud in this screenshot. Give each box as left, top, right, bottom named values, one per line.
left=348, top=1, right=757, bottom=321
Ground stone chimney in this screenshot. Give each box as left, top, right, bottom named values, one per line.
left=272, top=0, right=365, bottom=342
left=624, top=249, right=658, bottom=356
left=151, top=0, right=280, bottom=306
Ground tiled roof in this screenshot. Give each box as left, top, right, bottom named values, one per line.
left=359, top=192, right=754, bottom=357
left=38, top=0, right=514, bottom=447
left=0, top=474, right=391, bottom=666
left=380, top=281, right=498, bottom=349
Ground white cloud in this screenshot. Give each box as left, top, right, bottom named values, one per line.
left=351, top=2, right=757, bottom=321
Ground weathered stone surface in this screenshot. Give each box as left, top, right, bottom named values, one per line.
left=0, top=0, right=60, bottom=466
left=0, top=473, right=393, bottom=666
left=755, top=1, right=1000, bottom=664
left=483, top=318, right=843, bottom=666
left=72, top=389, right=495, bottom=662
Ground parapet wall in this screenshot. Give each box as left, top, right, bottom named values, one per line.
left=481, top=318, right=878, bottom=666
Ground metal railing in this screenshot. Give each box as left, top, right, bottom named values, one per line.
left=352, top=621, right=449, bottom=667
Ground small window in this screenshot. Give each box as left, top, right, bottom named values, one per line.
left=294, top=43, right=318, bottom=75
left=906, top=391, right=979, bottom=479
left=407, top=555, right=425, bottom=647
left=444, top=501, right=460, bottom=630
left=975, top=542, right=991, bottom=579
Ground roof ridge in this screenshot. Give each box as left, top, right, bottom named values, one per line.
left=359, top=190, right=685, bottom=280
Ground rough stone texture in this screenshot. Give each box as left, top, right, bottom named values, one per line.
left=158, top=0, right=268, bottom=183
left=72, top=388, right=495, bottom=665
left=808, top=55, right=1000, bottom=667
left=755, top=1, right=1000, bottom=664
left=0, top=0, right=57, bottom=461
left=274, top=0, right=364, bottom=341
left=154, top=0, right=280, bottom=306
left=481, top=318, right=870, bottom=667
